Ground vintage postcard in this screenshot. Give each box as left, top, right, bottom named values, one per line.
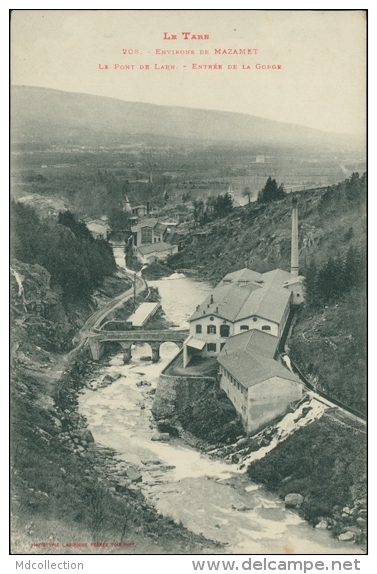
left=10, top=9, right=366, bottom=561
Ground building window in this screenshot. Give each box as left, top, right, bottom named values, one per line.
left=207, top=325, right=216, bottom=335
left=207, top=343, right=216, bottom=352
left=220, top=342, right=226, bottom=351
left=240, top=325, right=249, bottom=331
left=220, top=324, right=230, bottom=337
left=141, top=226, right=152, bottom=243
left=262, top=325, right=271, bottom=331
left=196, top=324, right=202, bottom=334
left=252, top=317, right=257, bottom=322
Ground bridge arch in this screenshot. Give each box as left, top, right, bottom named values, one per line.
left=159, top=341, right=182, bottom=361
left=88, top=329, right=188, bottom=363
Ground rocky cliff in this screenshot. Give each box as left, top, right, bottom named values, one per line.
left=152, top=358, right=244, bottom=445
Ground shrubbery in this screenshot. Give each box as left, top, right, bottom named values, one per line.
left=247, top=416, right=366, bottom=525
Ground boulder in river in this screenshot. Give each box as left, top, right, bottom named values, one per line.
left=284, top=493, right=304, bottom=508
left=338, top=531, right=356, bottom=542
left=315, top=520, right=328, bottom=529
left=136, top=380, right=151, bottom=387
left=76, top=429, right=94, bottom=443
left=231, top=503, right=251, bottom=512
left=115, top=480, right=131, bottom=493
left=141, top=459, right=162, bottom=466
left=102, top=374, right=116, bottom=385
left=126, top=467, right=142, bottom=483
left=151, top=433, right=170, bottom=442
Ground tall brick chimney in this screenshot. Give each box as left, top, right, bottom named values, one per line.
left=291, top=197, right=299, bottom=276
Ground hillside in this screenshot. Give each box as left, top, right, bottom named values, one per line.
left=10, top=256, right=213, bottom=553
left=168, top=174, right=366, bottom=414
left=11, top=85, right=363, bottom=149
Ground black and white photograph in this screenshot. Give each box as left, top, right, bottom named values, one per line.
left=10, top=9, right=367, bottom=562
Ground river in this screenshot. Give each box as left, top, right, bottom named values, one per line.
left=78, top=248, right=361, bottom=554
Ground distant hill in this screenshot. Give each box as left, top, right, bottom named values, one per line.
left=11, top=85, right=363, bottom=149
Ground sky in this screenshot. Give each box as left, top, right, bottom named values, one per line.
left=11, top=9, right=366, bottom=134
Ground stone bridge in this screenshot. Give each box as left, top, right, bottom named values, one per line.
left=88, top=329, right=189, bottom=363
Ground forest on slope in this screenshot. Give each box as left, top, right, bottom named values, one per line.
left=11, top=202, right=117, bottom=301
left=168, top=173, right=366, bottom=414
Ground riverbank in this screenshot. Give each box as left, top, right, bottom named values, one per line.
left=151, top=355, right=367, bottom=550
left=11, top=346, right=221, bottom=554
left=12, top=252, right=366, bottom=554
left=10, top=257, right=220, bottom=554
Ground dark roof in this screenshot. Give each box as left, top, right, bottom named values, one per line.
left=154, top=222, right=167, bottom=234
left=139, top=218, right=158, bottom=228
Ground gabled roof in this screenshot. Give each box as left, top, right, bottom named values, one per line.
left=218, top=350, right=300, bottom=388
left=131, top=218, right=158, bottom=232
left=131, top=219, right=170, bottom=234
left=188, top=280, right=291, bottom=325
left=219, top=329, right=279, bottom=358
left=139, top=218, right=159, bottom=228
left=218, top=330, right=300, bottom=388
left=154, top=222, right=167, bottom=234
left=282, top=275, right=305, bottom=287
left=137, top=241, right=175, bottom=255
left=234, top=286, right=291, bottom=324
left=188, top=282, right=260, bottom=323
left=86, top=218, right=110, bottom=227
left=220, top=268, right=262, bottom=285
left=261, top=268, right=294, bottom=288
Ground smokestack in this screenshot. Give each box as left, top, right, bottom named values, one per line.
left=290, top=197, right=299, bottom=276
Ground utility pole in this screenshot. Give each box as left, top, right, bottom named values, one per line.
left=133, top=273, right=137, bottom=310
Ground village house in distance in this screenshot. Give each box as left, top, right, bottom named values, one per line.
left=182, top=198, right=304, bottom=434
left=131, top=217, right=178, bottom=264
left=85, top=215, right=111, bottom=241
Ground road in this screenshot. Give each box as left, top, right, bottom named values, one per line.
left=78, top=270, right=146, bottom=340
left=43, top=268, right=147, bottom=393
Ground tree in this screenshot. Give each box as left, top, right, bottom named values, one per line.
left=242, top=186, right=252, bottom=208
left=12, top=202, right=116, bottom=301
left=213, top=192, right=233, bottom=218
left=303, top=260, right=319, bottom=307
left=258, top=177, right=287, bottom=203
left=163, top=189, right=169, bottom=205
left=58, top=210, right=92, bottom=241
left=192, top=199, right=204, bottom=223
